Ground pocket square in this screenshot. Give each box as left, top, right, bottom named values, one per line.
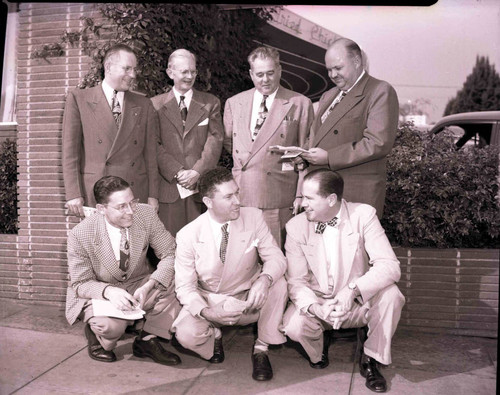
left=198, top=118, right=209, bottom=126
left=244, top=238, right=259, bottom=254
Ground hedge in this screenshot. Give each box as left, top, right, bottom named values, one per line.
left=0, top=139, right=18, bottom=234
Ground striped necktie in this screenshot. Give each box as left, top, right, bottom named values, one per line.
left=111, top=90, right=122, bottom=127
left=252, top=95, right=269, bottom=141
left=179, top=95, right=188, bottom=130
left=321, top=91, right=346, bottom=123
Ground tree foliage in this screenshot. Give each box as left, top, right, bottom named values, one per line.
left=0, top=140, right=18, bottom=234
left=382, top=122, right=499, bottom=248
left=444, top=56, right=500, bottom=115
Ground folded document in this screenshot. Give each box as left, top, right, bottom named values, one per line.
left=92, top=299, right=145, bottom=320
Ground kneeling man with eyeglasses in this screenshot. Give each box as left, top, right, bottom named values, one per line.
left=282, top=168, right=405, bottom=393
left=65, top=175, right=181, bottom=365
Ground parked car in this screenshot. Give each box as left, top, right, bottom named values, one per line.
left=429, top=111, right=500, bottom=149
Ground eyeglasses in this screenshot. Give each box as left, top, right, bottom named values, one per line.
left=110, top=63, right=138, bottom=74
left=105, top=198, right=140, bottom=213
left=176, top=69, right=198, bottom=77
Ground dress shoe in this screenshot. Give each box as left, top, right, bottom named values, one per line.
left=310, top=330, right=331, bottom=369
left=252, top=352, right=273, bottom=381
left=359, top=353, right=387, bottom=393
left=133, top=336, right=181, bottom=366
left=209, top=337, right=225, bottom=363
left=84, top=324, right=116, bottom=363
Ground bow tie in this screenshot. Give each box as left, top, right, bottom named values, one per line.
left=315, top=217, right=338, bottom=234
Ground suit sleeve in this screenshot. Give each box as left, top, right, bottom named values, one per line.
left=174, top=227, right=209, bottom=317
left=147, top=208, right=176, bottom=287
left=284, top=221, right=321, bottom=312
left=62, top=90, right=84, bottom=202
left=298, top=97, right=314, bottom=149
left=222, top=98, right=233, bottom=154
left=145, top=100, right=160, bottom=199
left=327, top=83, right=399, bottom=170
left=354, top=206, right=401, bottom=301
left=191, top=97, right=224, bottom=174
left=67, top=230, right=109, bottom=300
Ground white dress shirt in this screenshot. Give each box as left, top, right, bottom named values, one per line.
left=101, top=80, right=124, bottom=110
left=104, top=218, right=129, bottom=261
left=173, top=87, right=193, bottom=110
left=207, top=212, right=231, bottom=254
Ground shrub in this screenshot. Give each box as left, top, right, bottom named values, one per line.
left=0, top=139, right=18, bottom=234
left=382, top=122, right=499, bottom=248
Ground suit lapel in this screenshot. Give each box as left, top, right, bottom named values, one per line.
left=183, top=90, right=206, bottom=136
left=162, top=91, right=184, bottom=136
left=236, top=90, right=254, bottom=152
left=128, top=217, right=147, bottom=277
left=304, top=223, right=330, bottom=293
left=334, top=200, right=359, bottom=292
left=93, top=214, right=125, bottom=282
left=87, top=86, right=117, bottom=144
left=108, top=92, right=142, bottom=159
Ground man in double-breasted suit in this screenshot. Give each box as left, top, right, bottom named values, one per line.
left=282, top=169, right=405, bottom=393
left=151, top=49, right=223, bottom=236
left=223, top=46, right=313, bottom=248
left=173, top=167, right=288, bottom=381
left=62, top=44, right=159, bottom=217
left=302, top=38, right=399, bottom=218
left=66, top=176, right=181, bottom=365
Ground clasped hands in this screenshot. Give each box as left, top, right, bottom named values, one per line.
left=200, top=275, right=271, bottom=326
left=309, top=286, right=357, bottom=330
left=104, top=279, right=157, bottom=311
left=176, top=169, right=200, bottom=190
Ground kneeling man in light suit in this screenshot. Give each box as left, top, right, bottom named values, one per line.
left=282, top=168, right=405, bottom=393
left=173, top=167, right=288, bottom=381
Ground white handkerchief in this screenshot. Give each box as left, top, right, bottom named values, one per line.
left=83, top=206, right=97, bottom=217
left=244, top=238, right=259, bottom=254
left=198, top=118, right=209, bottom=126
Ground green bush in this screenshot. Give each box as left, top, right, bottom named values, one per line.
left=381, top=122, right=499, bottom=248
left=0, top=139, right=18, bottom=234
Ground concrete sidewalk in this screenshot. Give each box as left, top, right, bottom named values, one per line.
left=0, top=298, right=497, bottom=395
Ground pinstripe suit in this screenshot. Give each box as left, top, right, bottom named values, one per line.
left=65, top=204, right=180, bottom=343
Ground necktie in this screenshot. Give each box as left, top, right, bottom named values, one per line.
left=320, top=91, right=347, bottom=123
left=252, top=94, right=269, bottom=141
left=179, top=95, right=188, bottom=130
left=111, top=90, right=122, bottom=128
left=119, top=228, right=130, bottom=271
left=220, top=223, right=229, bottom=264
left=315, top=217, right=338, bottom=234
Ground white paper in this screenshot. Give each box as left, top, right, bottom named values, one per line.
left=83, top=206, right=97, bottom=217
left=206, top=293, right=248, bottom=313
left=92, top=299, right=145, bottom=320
left=177, top=183, right=198, bottom=199
left=268, top=145, right=307, bottom=153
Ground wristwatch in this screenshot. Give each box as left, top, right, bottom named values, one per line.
left=348, top=282, right=358, bottom=293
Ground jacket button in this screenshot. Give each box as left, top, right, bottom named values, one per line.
left=105, top=161, right=110, bottom=166
left=130, top=181, right=134, bottom=186
left=131, top=162, right=135, bottom=167
left=98, top=139, right=102, bottom=144
left=233, top=133, right=237, bottom=136
left=334, top=130, right=339, bottom=134
left=134, top=140, right=138, bottom=144
left=235, top=149, right=239, bottom=153
left=267, top=172, right=271, bottom=175
left=280, top=134, right=284, bottom=138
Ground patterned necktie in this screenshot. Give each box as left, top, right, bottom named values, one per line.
left=119, top=228, right=130, bottom=271
left=219, top=223, right=229, bottom=264
left=320, top=91, right=347, bottom=123
left=315, top=217, right=339, bottom=234
left=252, top=94, right=269, bottom=141
left=111, top=90, right=122, bottom=127
left=179, top=95, right=188, bottom=130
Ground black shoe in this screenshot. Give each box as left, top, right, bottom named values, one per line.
left=209, top=337, right=225, bottom=363
left=360, top=353, right=387, bottom=393
left=252, top=352, right=273, bottom=381
left=84, top=324, right=116, bottom=363
left=309, top=330, right=330, bottom=369
left=133, top=336, right=181, bottom=366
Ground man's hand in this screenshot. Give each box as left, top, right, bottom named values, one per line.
left=65, top=197, right=85, bottom=217
left=147, top=197, right=159, bottom=213
left=200, top=301, right=242, bottom=326
left=292, top=197, right=302, bottom=215
left=246, top=275, right=271, bottom=311
left=176, top=169, right=200, bottom=190
left=300, top=148, right=329, bottom=166
left=332, top=285, right=357, bottom=313
left=132, top=279, right=156, bottom=309
left=308, top=301, right=336, bottom=321
left=104, top=286, right=139, bottom=311
left=326, top=303, right=352, bottom=330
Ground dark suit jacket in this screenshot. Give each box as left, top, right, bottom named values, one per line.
left=150, top=89, right=223, bottom=203
left=310, top=73, right=399, bottom=217
left=62, top=85, right=160, bottom=207
left=223, top=86, right=313, bottom=209
left=65, top=204, right=176, bottom=325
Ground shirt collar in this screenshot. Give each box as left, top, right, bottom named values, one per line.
left=101, top=80, right=124, bottom=106
left=254, top=87, right=278, bottom=104
left=173, top=87, right=193, bottom=104
left=345, top=69, right=366, bottom=93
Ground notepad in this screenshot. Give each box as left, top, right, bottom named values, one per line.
left=92, top=299, right=145, bottom=320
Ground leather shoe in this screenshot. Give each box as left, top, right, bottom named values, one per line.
left=209, top=337, right=225, bottom=363
left=309, top=330, right=331, bottom=369
left=360, top=353, right=387, bottom=393
left=133, top=336, right=181, bottom=366
left=252, top=352, right=273, bottom=381
left=84, top=324, right=116, bottom=363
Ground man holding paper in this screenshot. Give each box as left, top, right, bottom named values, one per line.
left=173, top=167, right=288, bottom=381
left=151, top=49, right=223, bottom=236
left=66, top=175, right=182, bottom=365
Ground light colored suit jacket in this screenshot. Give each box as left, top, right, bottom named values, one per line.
left=150, top=89, right=223, bottom=203
left=65, top=204, right=176, bottom=324
left=285, top=199, right=401, bottom=313
left=223, top=86, right=313, bottom=209
left=310, top=73, right=399, bottom=217
left=62, top=85, right=160, bottom=207
left=175, top=208, right=286, bottom=318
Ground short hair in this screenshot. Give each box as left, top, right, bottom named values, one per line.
left=303, top=168, right=344, bottom=199
left=168, top=48, right=197, bottom=69
left=198, top=167, right=234, bottom=198
left=331, top=38, right=362, bottom=61
left=247, top=46, right=280, bottom=69
left=94, top=176, right=130, bottom=204
left=103, top=43, right=136, bottom=68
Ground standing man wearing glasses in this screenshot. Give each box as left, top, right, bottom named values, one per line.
left=66, top=175, right=182, bottom=365
left=62, top=43, right=160, bottom=218
left=151, top=49, right=223, bottom=236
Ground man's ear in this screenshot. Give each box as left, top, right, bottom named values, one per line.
left=166, top=68, right=174, bottom=80
left=96, top=203, right=106, bottom=215
left=202, top=196, right=212, bottom=209
left=328, top=193, right=338, bottom=207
